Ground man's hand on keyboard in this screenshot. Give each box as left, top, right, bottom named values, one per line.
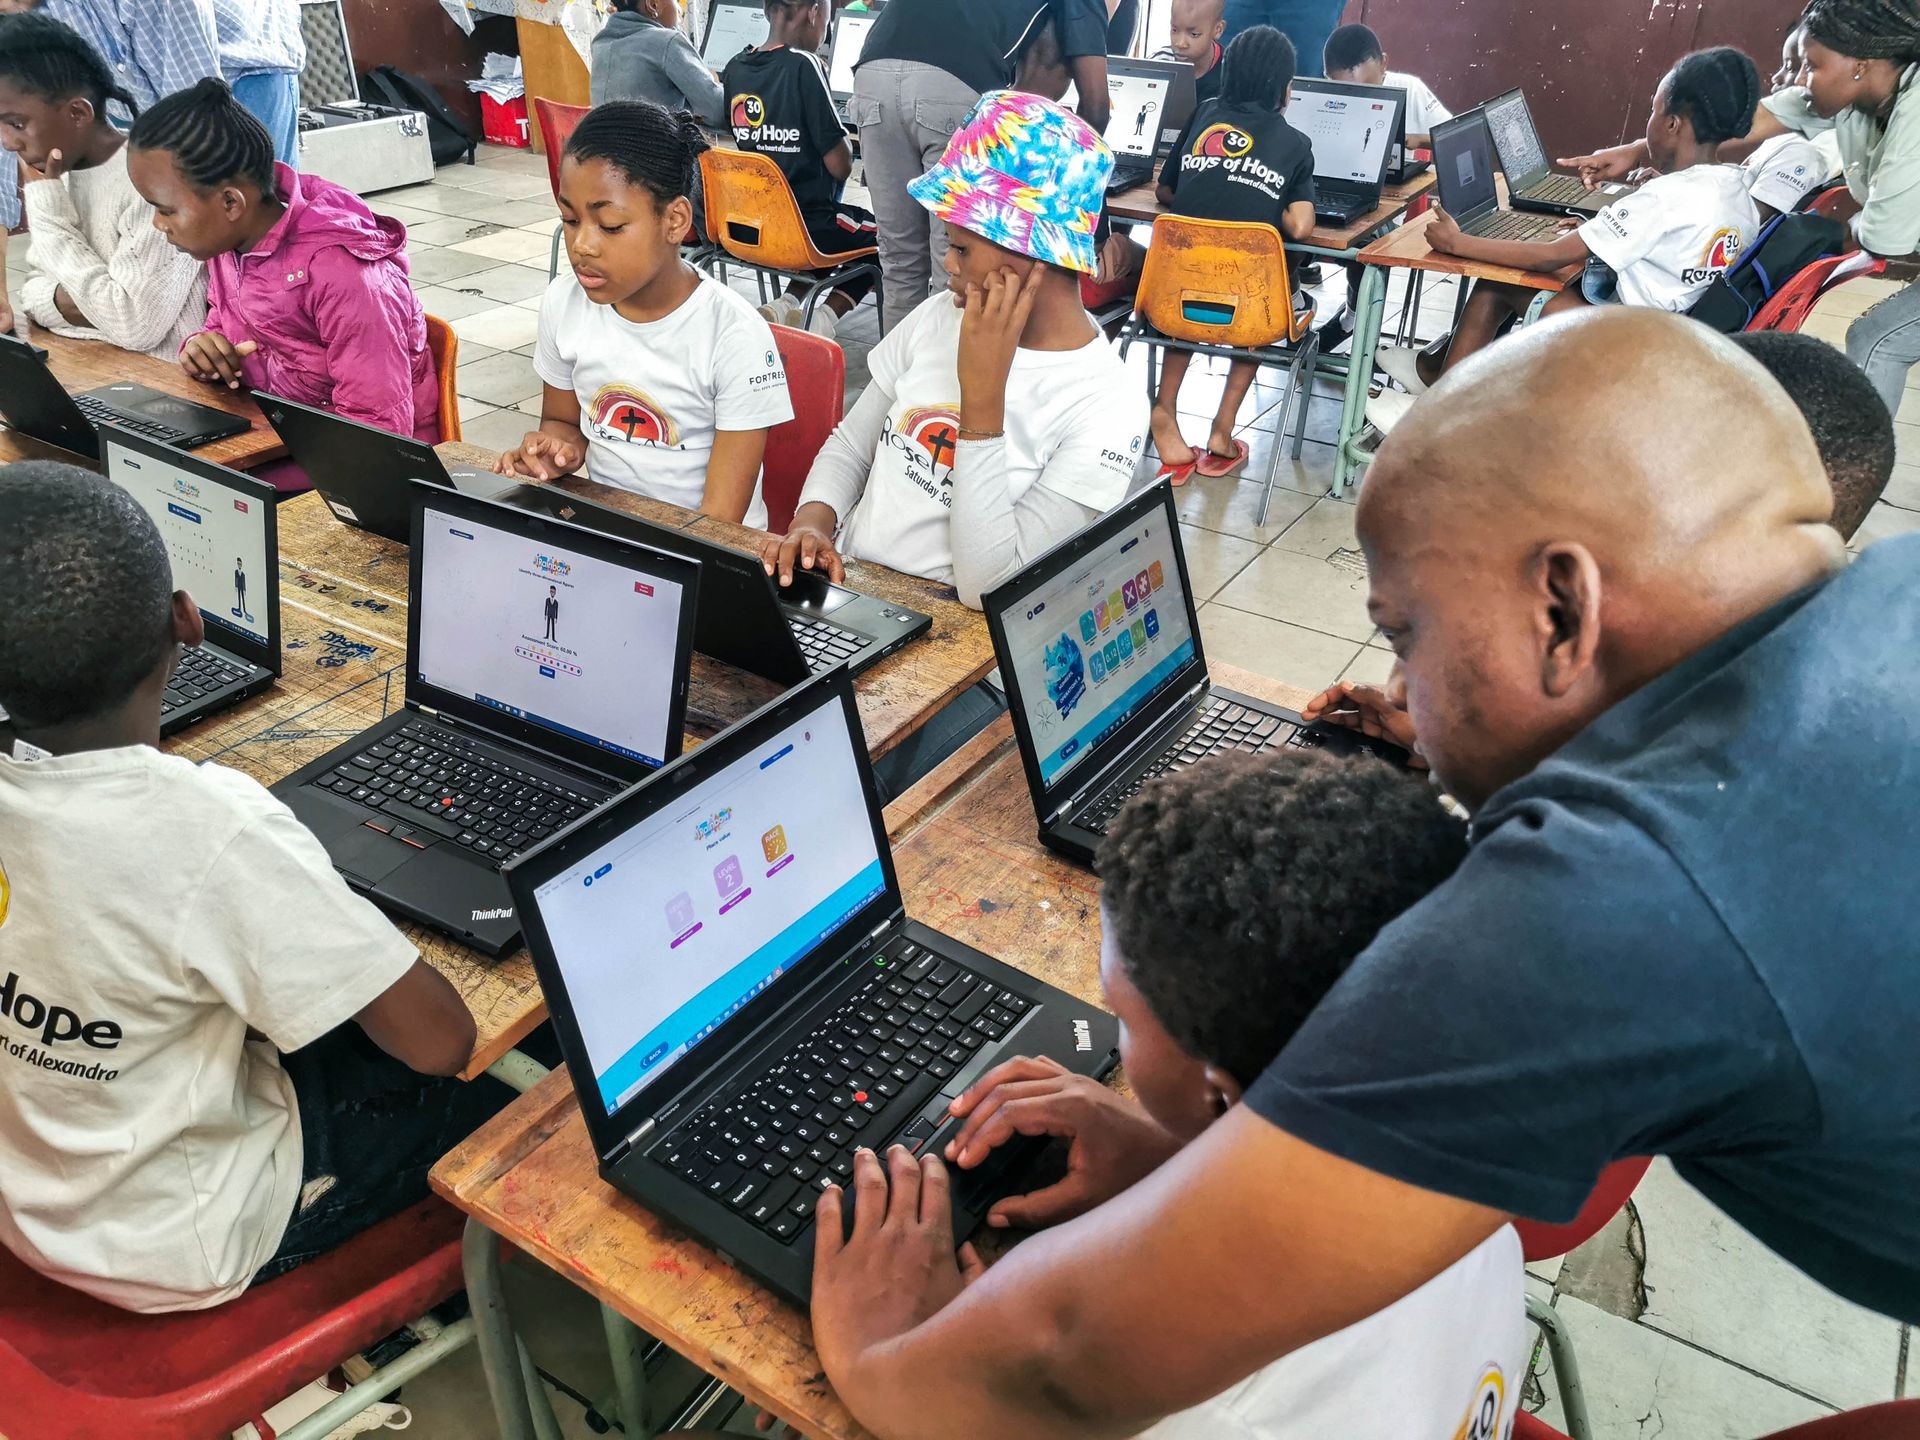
left=1301, top=680, right=1427, bottom=769
left=942, top=1056, right=1180, bottom=1230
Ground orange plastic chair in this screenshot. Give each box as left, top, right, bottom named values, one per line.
left=1120, top=214, right=1317, bottom=522
left=763, top=323, right=846, bottom=534
left=534, top=98, right=589, bottom=278
left=698, top=147, right=883, bottom=330
left=425, top=314, right=461, bottom=443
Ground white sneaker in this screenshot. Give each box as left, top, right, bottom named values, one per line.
left=1374, top=344, right=1432, bottom=396
left=807, top=306, right=839, bottom=341
left=757, top=297, right=803, bottom=327
left=1365, top=386, right=1417, bottom=435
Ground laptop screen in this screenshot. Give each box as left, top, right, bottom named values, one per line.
left=996, top=504, right=1199, bottom=792
left=703, top=0, right=769, bottom=63
left=531, top=689, right=886, bottom=1115
left=1285, top=82, right=1397, bottom=186
left=414, top=501, right=689, bottom=769
left=1434, top=110, right=1499, bottom=216
left=1483, top=90, right=1547, bottom=183
left=829, top=12, right=878, bottom=97
left=102, top=435, right=271, bottom=652
left=1103, top=64, right=1177, bottom=160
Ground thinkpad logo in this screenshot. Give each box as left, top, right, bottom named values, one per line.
left=1072, top=1019, right=1092, bottom=1052
left=471, top=907, right=514, bottom=922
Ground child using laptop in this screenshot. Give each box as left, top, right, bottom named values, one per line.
left=759, top=90, right=1146, bottom=609
left=1376, top=47, right=1763, bottom=396
left=591, top=0, right=726, bottom=124
left=815, top=749, right=1530, bottom=1436
left=723, top=0, right=878, bottom=341
left=1160, top=0, right=1226, bottom=104
left=1147, top=26, right=1316, bottom=482
left=1322, top=23, right=1451, bottom=146
left=0, top=15, right=205, bottom=360
left=502, top=100, right=794, bottom=526
left=127, top=79, right=440, bottom=467
left=0, top=460, right=504, bottom=1313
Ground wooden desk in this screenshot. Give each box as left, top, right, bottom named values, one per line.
left=432, top=665, right=1307, bottom=1440
left=0, top=326, right=285, bottom=470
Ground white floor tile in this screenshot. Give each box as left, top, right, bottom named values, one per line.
left=450, top=304, right=543, bottom=352
left=1339, top=645, right=1395, bottom=686
left=414, top=285, right=507, bottom=322
left=462, top=406, right=540, bottom=453
left=1196, top=604, right=1362, bottom=693
left=406, top=215, right=504, bottom=248
left=1177, top=522, right=1264, bottom=602
left=409, top=246, right=499, bottom=286
left=1173, top=474, right=1319, bottom=543
left=455, top=349, right=545, bottom=410
left=456, top=262, right=555, bottom=306
left=1271, top=495, right=1359, bottom=560
left=451, top=227, right=556, bottom=264
left=1213, top=545, right=1374, bottom=643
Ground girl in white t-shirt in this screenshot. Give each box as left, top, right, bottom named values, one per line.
left=501, top=101, right=794, bottom=526
left=1375, top=47, right=1764, bottom=397
left=759, top=90, right=1148, bottom=609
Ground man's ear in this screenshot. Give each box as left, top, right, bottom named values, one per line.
left=1535, top=542, right=1602, bottom=699
left=1201, top=1062, right=1243, bottom=1116
left=171, top=590, right=205, bottom=652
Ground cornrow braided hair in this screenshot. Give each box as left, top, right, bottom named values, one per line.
left=1665, top=46, right=1762, bottom=146
left=127, top=76, right=276, bottom=193
left=1220, top=24, right=1296, bottom=110
left=564, top=98, right=708, bottom=206
left=1802, top=0, right=1920, bottom=62
left=0, top=13, right=138, bottom=119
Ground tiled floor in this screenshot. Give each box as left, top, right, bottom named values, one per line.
left=10, top=143, right=1910, bottom=1435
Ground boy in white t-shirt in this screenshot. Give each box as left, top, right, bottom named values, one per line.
left=0, top=462, right=494, bottom=1313
left=811, top=749, right=1530, bottom=1439
left=1323, top=24, right=1451, bottom=145
left=1377, top=47, right=1764, bottom=394
left=760, top=90, right=1148, bottom=610
left=503, top=100, right=794, bottom=527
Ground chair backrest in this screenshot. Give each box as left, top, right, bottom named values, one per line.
left=700, top=147, right=840, bottom=272
left=1747, top=250, right=1887, bottom=334
left=533, top=97, right=590, bottom=203
left=1137, top=214, right=1307, bottom=349
left=1510, top=1157, right=1652, bottom=1264
left=1805, top=182, right=1860, bottom=232
left=762, top=323, right=846, bottom=534
left=424, top=314, right=460, bottom=444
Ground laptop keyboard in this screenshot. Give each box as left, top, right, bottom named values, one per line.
left=308, top=719, right=600, bottom=863
left=1106, top=161, right=1154, bottom=194
left=1466, top=209, right=1561, bottom=242
left=651, top=935, right=1032, bottom=1242
left=1074, top=697, right=1305, bottom=835
left=787, top=614, right=867, bottom=674
left=161, top=645, right=253, bottom=717
left=73, top=394, right=193, bottom=446
left=1528, top=173, right=1593, bottom=205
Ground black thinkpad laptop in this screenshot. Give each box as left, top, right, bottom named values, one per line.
left=702, top=0, right=769, bottom=64
left=1101, top=56, right=1197, bottom=194
left=272, top=487, right=701, bottom=955
left=983, top=483, right=1407, bottom=866
left=506, top=666, right=1120, bottom=1304
left=1285, top=79, right=1404, bottom=225
left=1431, top=108, right=1567, bottom=243
left=0, top=334, right=249, bottom=459
left=261, top=394, right=932, bottom=683
left=99, top=424, right=280, bottom=735
left=1484, top=89, right=1621, bottom=218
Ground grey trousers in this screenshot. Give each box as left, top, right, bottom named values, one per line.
left=1848, top=276, right=1920, bottom=422
left=851, top=58, right=980, bottom=333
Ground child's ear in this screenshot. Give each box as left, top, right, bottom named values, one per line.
left=220, top=184, right=248, bottom=222
left=663, top=193, right=695, bottom=246
left=1201, top=1063, right=1243, bottom=1115
left=66, top=95, right=95, bottom=127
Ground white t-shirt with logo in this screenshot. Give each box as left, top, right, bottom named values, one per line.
left=1579, top=163, right=1761, bottom=311
left=0, top=746, right=417, bottom=1312
left=1141, top=1226, right=1529, bottom=1440
left=533, top=273, right=794, bottom=528
left=1744, top=132, right=1838, bottom=215
left=822, top=293, right=1144, bottom=586
left=1385, top=71, right=1452, bottom=137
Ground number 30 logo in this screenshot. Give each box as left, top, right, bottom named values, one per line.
left=1452, top=1366, right=1507, bottom=1440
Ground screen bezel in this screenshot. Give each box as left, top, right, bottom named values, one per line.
left=982, top=480, right=1209, bottom=821
left=97, top=422, right=282, bottom=674
left=505, top=666, right=903, bottom=1158
left=1284, top=77, right=1405, bottom=193
left=701, top=0, right=770, bottom=61
left=1105, top=55, right=1196, bottom=156
left=1430, top=107, right=1499, bottom=218
left=827, top=10, right=878, bottom=100
left=1482, top=89, right=1549, bottom=186
left=405, top=485, right=700, bottom=783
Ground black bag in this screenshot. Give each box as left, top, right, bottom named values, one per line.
left=358, top=64, right=478, bottom=167
left=1688, top=212, right=1848, bottom=333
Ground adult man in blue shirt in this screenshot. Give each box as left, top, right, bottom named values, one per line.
left=803, top=308, right=1920, bottom=1436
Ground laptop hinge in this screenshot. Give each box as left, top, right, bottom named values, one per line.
left=1046, top=678, right=1208, bottom=825
left=608, top=1117, right=656, bottom=1165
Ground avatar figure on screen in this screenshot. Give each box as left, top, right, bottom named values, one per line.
left=545, top=584, right=560, bottom=642
left=233, top=557, right=248, bottom=622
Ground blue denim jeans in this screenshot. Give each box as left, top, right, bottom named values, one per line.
left=232, top=70, right=302, bottom=169
left=1221, top=0, right=1345, bottom=75
left=1847, top=277, right=1920, bottom=421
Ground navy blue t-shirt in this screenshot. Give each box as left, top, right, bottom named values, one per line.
left=1249, top=535, right=1920, bottom=1323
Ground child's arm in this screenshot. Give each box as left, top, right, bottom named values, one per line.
left=665, top=31, right=727, bottom=127
left=353, top=958, right=478, bottom=1078
left=1280, top=198, right=1316, bottom=242
left=822, top=138, right=854, bottom=183
left=306, top=248, right=428, bottom=434
left=1425, top=203, right=1590, bottom=273
left=700, top=427, right=770, bottom=523
left=760, top=377, right=894, bottom=585
left=497, top=382, right=588, bottom=481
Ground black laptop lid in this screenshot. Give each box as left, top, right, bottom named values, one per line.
left=506, top=667, right=901, bottom=1159
left=0, top=333, right=96, bottom=457
left=1101, top=57, right=1196, bottom=162
left=406, top=487, right=700, bottom=783
left=982, top=481, right=1207, bottom=819
left=1285, top=78, right=1402, bottom=194
left=703, top=0, right=769, bottom=62
left=828, top=8, right=883, bottom=102
left=1483, top=89, right=1552, bottom=187
left=1432, top=108, right=1500, bottom=220
left=98, top=424, right=281, bottom=674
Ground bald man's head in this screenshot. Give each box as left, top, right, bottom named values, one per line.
left=1357, top=308, right=1844, bottom=809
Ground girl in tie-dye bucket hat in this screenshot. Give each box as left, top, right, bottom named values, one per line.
left=760, top=90, right=1149, bottom=626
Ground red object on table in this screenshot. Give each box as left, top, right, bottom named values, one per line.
left=481, top=93, right=530, bottom=148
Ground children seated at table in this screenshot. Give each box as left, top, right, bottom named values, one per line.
left=504, top=100, right=793, bottom=526
left=127, top=79, right=440, bottom=453
left=590, top=0, right=726, bottom=125
left=1160, top=0, right=1227, bottom=104
left=1322, top=23, right=1452, bottom=146
left=884, top=749, right=1529, bottom=1437
left=1733, top=330, right=1896, bottom=541
left=722, top=0, right=877, bottom=340
left=1377, top=47, right=1763, bottom=395
left=759, top=90, right=1147, bottom=609
left=0, top=14, right=204, bottom=359
left=0, top=460, right=504, bottom=1312
left=1146, top=26, right=1317, bottom=481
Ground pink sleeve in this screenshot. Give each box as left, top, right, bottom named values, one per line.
left=302, top=248, right=420, bottom=434
left=185, top=256, right=233, bottom=357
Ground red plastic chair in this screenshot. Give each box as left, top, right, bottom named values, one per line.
left=0, top=1198, right=468, bottom=1440
left=1805, top=182, right=1861, bottom=234
left=534, top=98, right=590, bottom=279
left=1518, top=1400, right=1920, bottom=1440
left=1746, top=250, right=1888, bottom=334
left=763, top=323, right=846, bottom=534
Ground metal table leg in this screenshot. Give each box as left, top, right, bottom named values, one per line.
left=465, top=1218, right=540, bottom=1440
left=1334, top=262, right=1388, bottom=496
left=602, top=1302, right=653, bottom=1438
